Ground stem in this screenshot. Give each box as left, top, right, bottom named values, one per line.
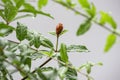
left=7, top=39, right=89, bottom=80
left=52, top=0, right=120, bottom=37
left=21, top=58, right=52, bottom=80
left=21, top=34, right=60, bottom=80
left=55, top=35, right=59, bottom=52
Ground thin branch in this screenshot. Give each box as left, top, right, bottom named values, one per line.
left=21, top=31, right=60, bottom=80
left=21, top=58, right=52, bottom=80
left=52, top=0, right=120, bottom=37
left=7, top=39, right=90, bottom=80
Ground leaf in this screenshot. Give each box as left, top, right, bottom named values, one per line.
left=85, top=3, right=96, bottom=17
left=13, top=14, right=33, bottom=21
left=76, top=19, right=92, bottom=36
left=22, top=3, right=54, bottom=19
left=96, top=62, right=103, bottom=66
left=100, top=11, right=117, bottom=29
left=24, top=57, right=31, bottom=69
left=39, top=50, right=53, bottom=57
left=38, top=0, right=48, bottom=10
left=60, top=43, right=68, bottom=63
left=65, top=67, right=77, bottom=80
left=19, top=9, right=54, bottom=19
left=40, top=67, right=57, bottom=80
left=2, top=0, right=12, bottom=4
left=49, top=29, right=68, bottom=36
left=37, top=69, right=48, bottom=80
left=0, top=22, right=14, bottom=37
left=16, top=22, right=27, bottom=41
left=78, top=0, right=90, bottom=9
left=33, top=32, right=41, bottom=48
left=4, top=2, right=17, bottom=22
left=104, top=34, right=116, bottom=52
left=16, top=0, right=25, bottom=9
left=67, top=45, right=89, bottom=53
left=58, top=67, right=68, bottom=79
left=86, top=63, right=91, bottom=74
left=41, top=37, right=54, bottom=48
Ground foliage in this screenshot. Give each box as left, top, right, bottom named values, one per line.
left=0, top=0, right=119, bottom=80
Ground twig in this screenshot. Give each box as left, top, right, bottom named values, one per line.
left=52, top=0, right=120, bottom=37
left=21, top=31, right=60, bottom=80
left=21, top=58, right=52, bottom=80
left=7, top=39, right=90, bottom=80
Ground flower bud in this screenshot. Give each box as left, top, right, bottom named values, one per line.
left=56, top=23, right=63, bottom=36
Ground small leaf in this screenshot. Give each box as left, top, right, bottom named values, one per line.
left=100, top=11, right=117, bottom=29
left=76, top=19, right=92, bottom=36
left=78, top=0, right=90, bottom=9
left=86, top=63, right=91, bottom=74
left=41, top=37, right=54, bottom=48
left=60, top=43, right=68, bottom=63
left=104, top=34, right=116, bottom=52
left=49, top=29, right=68, bottom=36
left=65, top=67, right=77, bottom=80
left=33, top=32, right=41, bottom=48
left=24, top=57, right=31, bottom=69
left=96, top=62, right=103, bottom=66
left=67, top=45, right=89, bottom=52
left=0, top=22, right=14, bottom=37
left=38, top=0, right=48, bottom=10
left=19, top=9, right=54, bottom=19
left=86, top=3, right=96, bottom=17
left=4, top=2, right=17, bottom=22
left=58, top=67, right=68, bottom=79
left=16, top=0, right=25, bottom=9
left=16, top=22, right=27, bottom=41
left=37, top=69, right=48, bottom=80
left=13, top=14, right=33, bottom=21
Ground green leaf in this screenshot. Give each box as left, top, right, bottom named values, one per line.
left=60, top=43, right=68, bottom=63
left=13, top=14, right=33, bottom=21
left=100, top=11, right=117, bottom=29
left=85, top=3, right=96, bottom=17
left=34, top=33, right=41, bottom=48
left=96, top=62, right=103, bottom=66
left=0, top=10, right=5, bottom=20
left=16, top=22, right=27, bottom=41
left=76, top=19, right=92, bottom=36
left=78, top=0, right=90, bottom=9
left=41, top=37, right=54, bottom=48
left=65, top=67, right=77, bottom=80
left=104, top=34, right=116, bottom=52
left=4, top=2, right=17, bottom=22
left=49, top=29, right=68, bottom=36
left=86, top=63, right=92, bottom=74
left=41, top=67, right=57, bottom=80
left=37, top=69, right=48, bottom=80
left=39, top=50, right=53, bottom=57
left=22, top=3, right=54, bottom=19
left=0, top=22, right=14, bottom=37
left=38, top=0, right=48, bottom=10
left=16, top=0, right=25, bottom=9
left=2, top=0, right=12, bottom=4
left=19, top=9, right=54, bottom=19
left=23, top=3, right=35, bottom=11
left=24, top=57, right=31, bottom=69
left=67, top=45, right=89, bottom=52
left=58, top=67, right=68, bottom=79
